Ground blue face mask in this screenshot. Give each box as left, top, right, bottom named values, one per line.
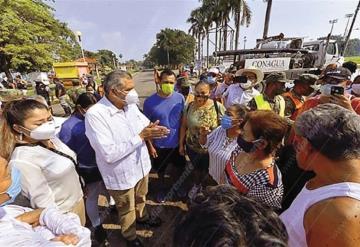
left=207, top=76, right=216, bottom=85
left=221, top=115, right=233, bottom=130
left=0, top=167, right=22, bottom=207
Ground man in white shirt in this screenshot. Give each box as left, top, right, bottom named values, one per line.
left=222, top=67, right=264, bottom=108
left=85, top=70, right=169, bottom=247
left=214, top=71, right=234, bottom=100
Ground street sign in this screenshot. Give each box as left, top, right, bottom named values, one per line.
left=245, top=57, right=291, bottom=72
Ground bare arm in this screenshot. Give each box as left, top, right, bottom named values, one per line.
left=179, top=115, right=187, bottom=156
left=304, top=197, right=360, bottom=247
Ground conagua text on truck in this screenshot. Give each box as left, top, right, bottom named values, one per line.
left=214, top=33, right=344, bottom=90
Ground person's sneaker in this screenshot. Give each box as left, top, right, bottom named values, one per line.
left=188, top=184, right=202, bottom=201
left=126, top=237, right=144, bottom=247
left=137, top=215, right=162, bottom=227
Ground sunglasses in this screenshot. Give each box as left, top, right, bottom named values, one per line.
left=194, top=94, right=209, bottom=98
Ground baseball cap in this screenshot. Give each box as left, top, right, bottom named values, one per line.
left=319, top=67, right=351, bottom=81
left=265, top=72, right=287, bottom=84
left=208, top=67, right=220, bottom=75
left=294, top=74, right=319, bottom=85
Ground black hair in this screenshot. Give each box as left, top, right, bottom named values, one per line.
left=342, top=61, right=357, bottom=74
left=160, top=68, right=176, bottom=80
left=75, top=92, right=97, bottom=109
left=173, top=185, right=288, bottom=247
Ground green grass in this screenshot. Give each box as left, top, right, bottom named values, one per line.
left=345, top=56, right=360, bottom=64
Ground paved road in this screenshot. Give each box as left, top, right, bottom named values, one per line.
left=133, top=71, right=157, bottom=109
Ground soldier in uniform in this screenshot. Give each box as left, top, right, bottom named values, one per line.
left=283, top=74, right=319, bottom=120
left=248, top=72, right=287, bottom=116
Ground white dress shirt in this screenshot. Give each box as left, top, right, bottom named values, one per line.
left=0, top=205, right=91, bottom=246
left=223, top=84, right=260, bottom=108
left=85, top=96, right=151, bottom=190
left=9, top=138, right=83, bottom=213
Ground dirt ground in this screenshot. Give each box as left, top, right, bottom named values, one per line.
left=99, top=164, right=191, bottom=247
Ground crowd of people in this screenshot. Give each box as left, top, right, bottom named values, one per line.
left=0, top=60, right=360, bottom=247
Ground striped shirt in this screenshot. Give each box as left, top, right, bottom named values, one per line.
left=204, top=126, right=238, bottom=184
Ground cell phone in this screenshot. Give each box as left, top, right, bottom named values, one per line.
left=233, top=75, right=247, bottom=84
left=330, top=86, right=344, bottom=96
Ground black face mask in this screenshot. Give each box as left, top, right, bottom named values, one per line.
left=237, top=136, right=258, bottom=153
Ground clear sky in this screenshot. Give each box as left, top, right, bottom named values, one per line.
left=51, top=0, right=360, bottom=61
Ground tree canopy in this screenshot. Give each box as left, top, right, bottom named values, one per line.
left=144, top=28, right=196, bottom=68
left=0, top=0, right=81, bottom=78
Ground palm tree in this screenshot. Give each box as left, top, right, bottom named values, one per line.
left=263, top=0, right=273, bottom=38
left=187, top=7, right=207, bottom=61
left=232, top=0, right=252, bottom=50
left=217, top=0, right=232, bottom=51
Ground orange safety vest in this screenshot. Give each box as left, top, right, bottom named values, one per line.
left=282, top=91, right=303, bottom=120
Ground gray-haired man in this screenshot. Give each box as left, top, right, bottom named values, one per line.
left=281, top=103, right=360, bottom=247
left=85, top=70, right=169, bottom=246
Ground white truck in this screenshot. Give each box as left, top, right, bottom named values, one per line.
left=214, top=34, right=344, bottom=90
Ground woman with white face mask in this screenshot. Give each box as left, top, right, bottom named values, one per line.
left=0, top=99, right=85, bottom=225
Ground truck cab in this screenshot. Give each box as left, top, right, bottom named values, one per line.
left=303, top=40, right=344, bottom=68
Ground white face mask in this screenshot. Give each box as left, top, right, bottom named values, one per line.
left=352, top=84, right=360, bottom=95
left=28, top=121, right=56, bottom=140
left=240, top=80, right=253, bottom=90
left=125, top=89, right=139, bottom=105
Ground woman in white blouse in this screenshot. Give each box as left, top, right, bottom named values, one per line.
left=199, top=104, right=248, bottom=184
left=0, top=99, right=85, bottom=225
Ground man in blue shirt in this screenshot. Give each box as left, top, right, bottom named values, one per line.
left=143, top=69, right=186, bottom=202
left=59, top=93, right=109, bottom=245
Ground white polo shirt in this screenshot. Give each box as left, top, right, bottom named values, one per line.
left=85, top=96, right=151, bottom=190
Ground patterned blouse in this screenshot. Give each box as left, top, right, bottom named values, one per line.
left=185, top=101, right=225, bottom=154
left=224, top=146, right=284, bottom=208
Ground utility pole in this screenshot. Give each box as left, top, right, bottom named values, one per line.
left=263, top=0, right=273, bottom=39
left=321, top=19, right=338, bottom=67
left=343, top=13, right=354, bottom=38
left=342, top=0, right=360, bottom=56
